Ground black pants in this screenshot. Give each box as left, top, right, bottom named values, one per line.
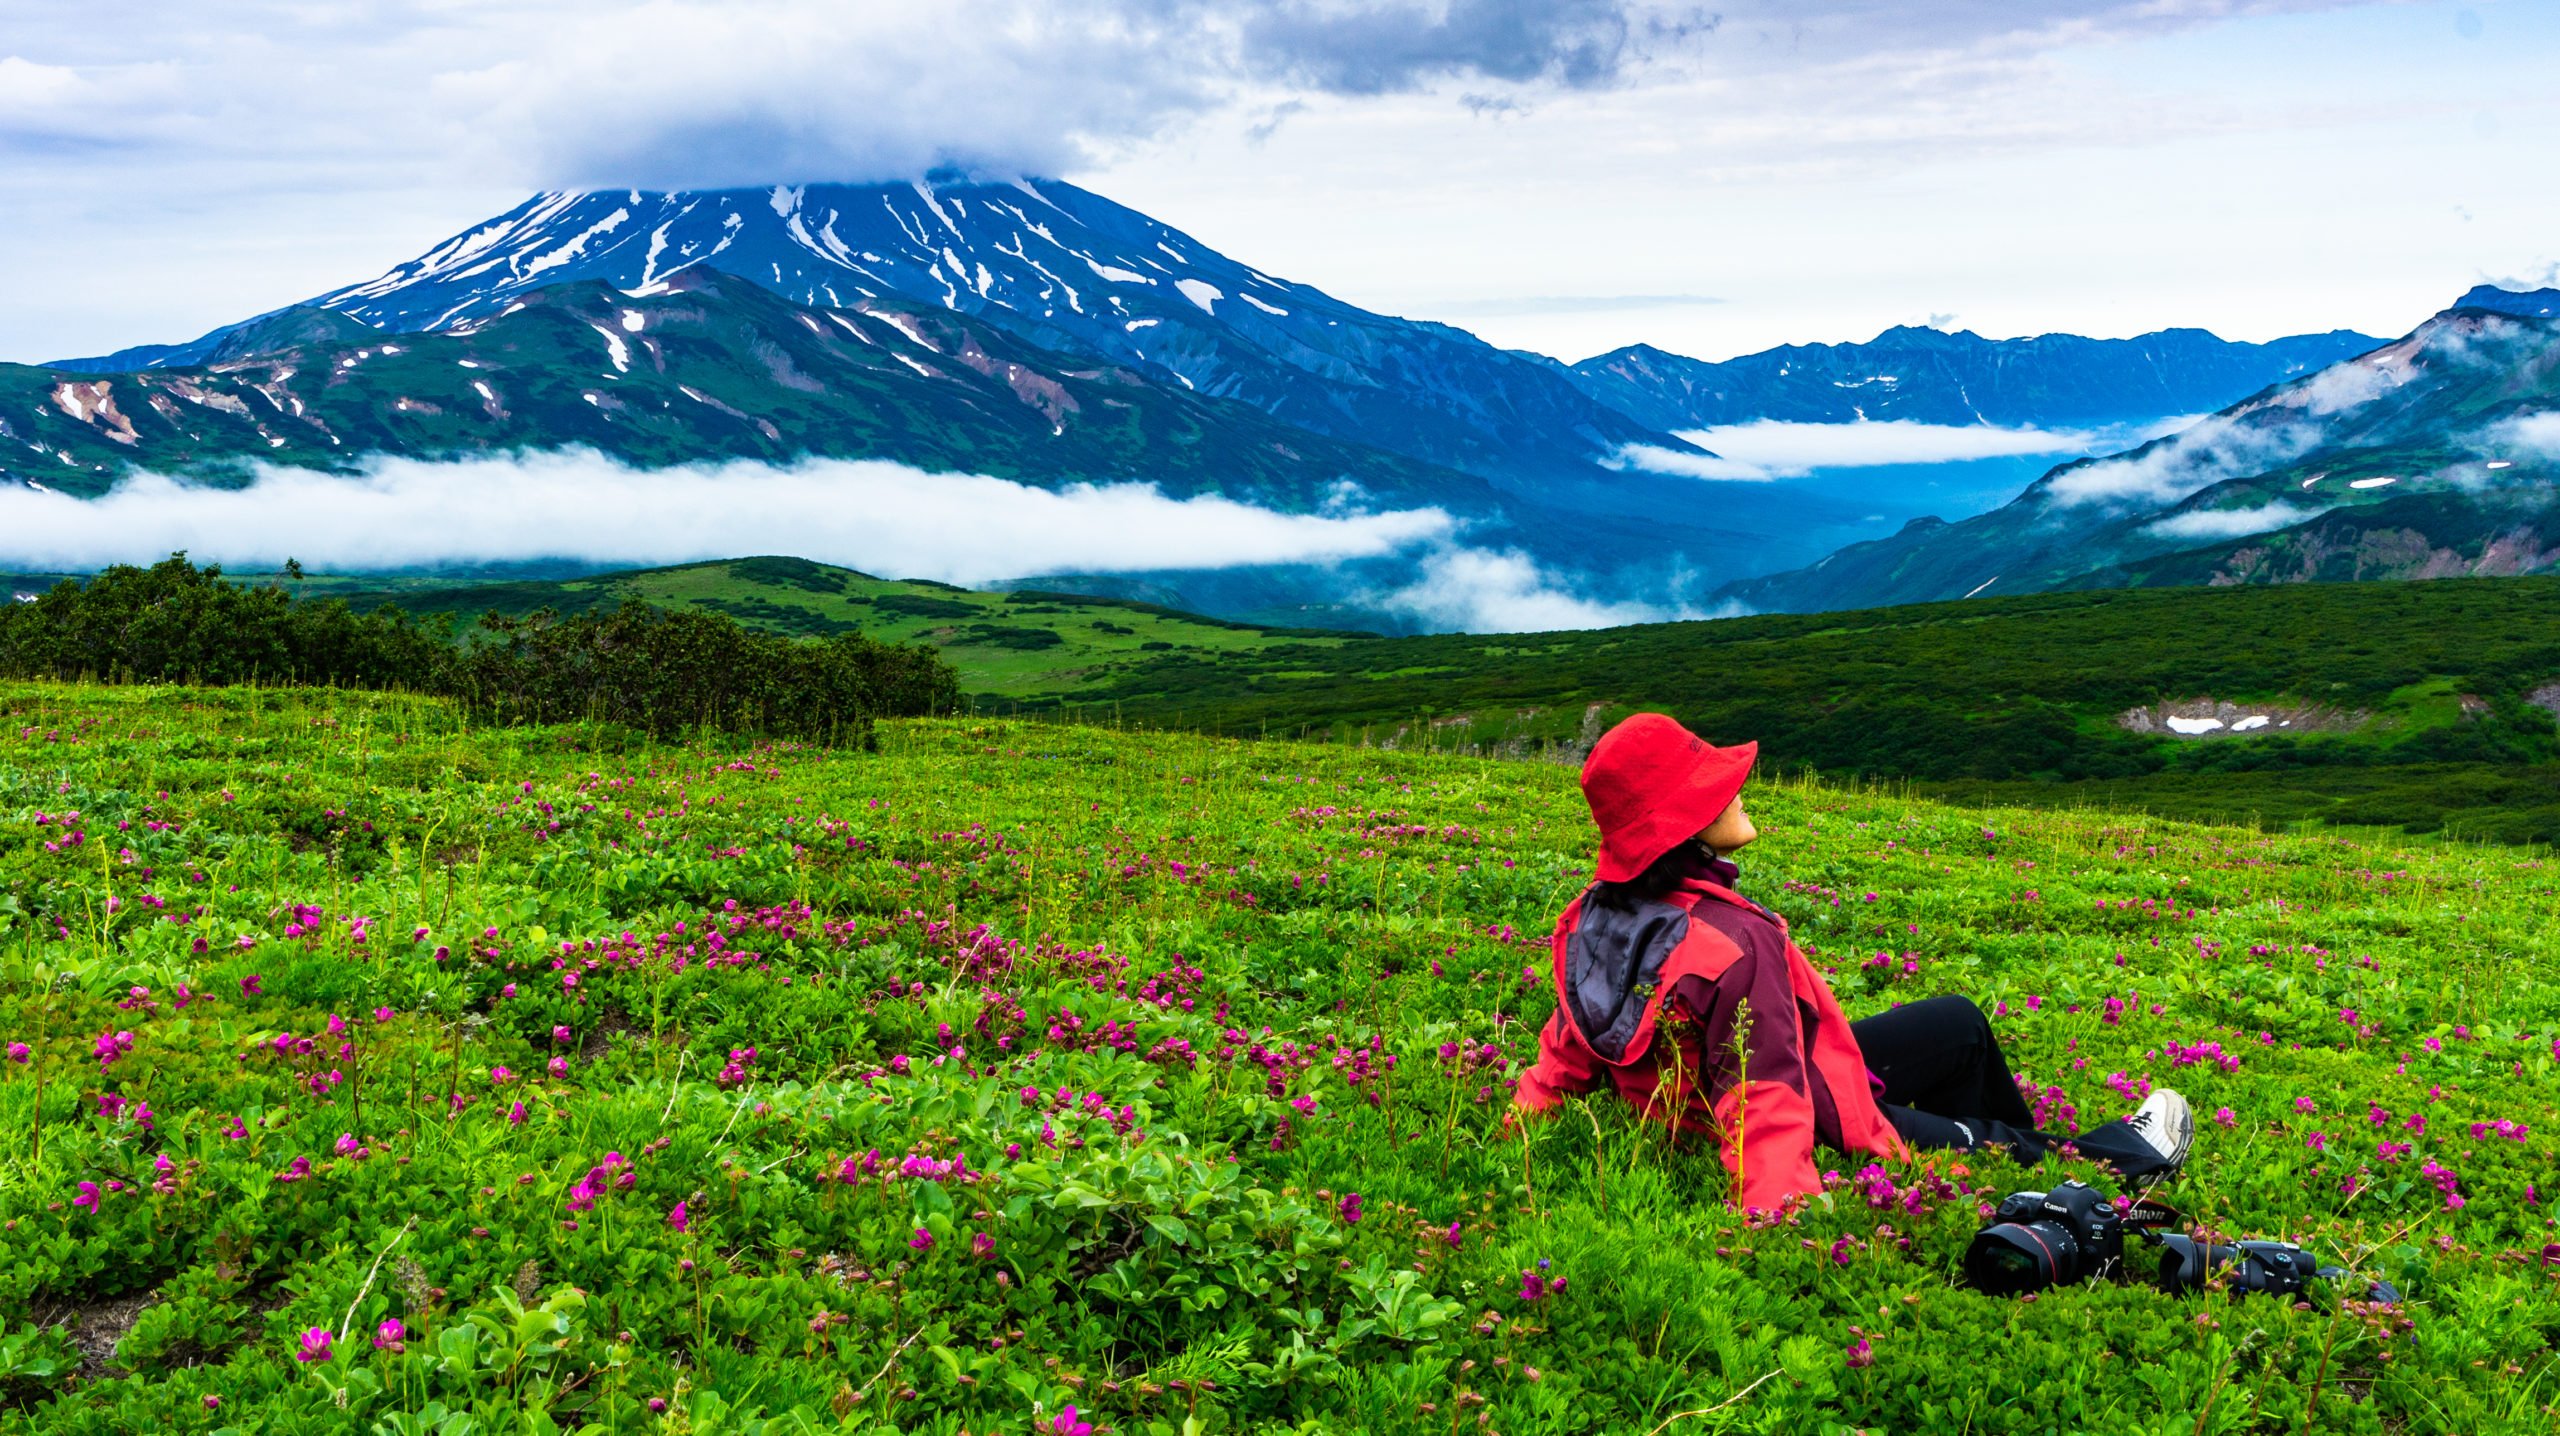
left=1850, top=995, right=2168, bottom=1178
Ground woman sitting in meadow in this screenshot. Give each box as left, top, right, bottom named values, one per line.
left=1514, top=713, right=2193, bottom=1213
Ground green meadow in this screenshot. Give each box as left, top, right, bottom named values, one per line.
left=2, top=682, right=2554, bottom=1433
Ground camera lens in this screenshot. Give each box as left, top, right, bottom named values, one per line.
left=1965, top=1221, right=2073, bottom=1294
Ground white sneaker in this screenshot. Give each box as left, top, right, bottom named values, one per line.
left=2123, top=1088, right=2195, bottom=1177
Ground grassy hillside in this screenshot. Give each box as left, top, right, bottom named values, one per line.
left=235, top=556, right=1363, bottom=701
left=0, top=684, right=2553, bottom=1433
left=20, top=561, right=2560, bottom=839
left=1028, top=578, right=2560, bottom=843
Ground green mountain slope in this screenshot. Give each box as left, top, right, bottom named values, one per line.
left=1010, top=577, right=2560, bottom=842
left=1723, top=304, right=2560, bottom=613
left=305, top=556, right=1365, bottom=700
left=0, top=269, right=1494, bottom=514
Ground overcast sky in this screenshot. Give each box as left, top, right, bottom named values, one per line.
left=3, top=0, right=2553, bottom=366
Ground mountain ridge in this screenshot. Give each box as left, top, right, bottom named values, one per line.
left=7, top=267, right=1498, bottom=514
left=1720, top=294, right=2560, bottom=612
left=1559, top=323, right=2385, bottom=432
left=53, top=177, right=1700, bottom=488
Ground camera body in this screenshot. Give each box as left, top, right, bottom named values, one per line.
left=2156, top=1235, right=2402, bottom=1302
left=1962, top=1180, right=2132, bottom=1295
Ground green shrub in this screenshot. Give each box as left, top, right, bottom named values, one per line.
left=0, top=555, right=960, bottom=744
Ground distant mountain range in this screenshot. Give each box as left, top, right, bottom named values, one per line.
left=1724, top=290, right=2560, bottom=612
left=1556, top=325, right=2383, bottom=432
left=15, top=172, right=2548, bottom=631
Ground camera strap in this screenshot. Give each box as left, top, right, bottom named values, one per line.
left=2121, top=1196, right=2185, bottom=1240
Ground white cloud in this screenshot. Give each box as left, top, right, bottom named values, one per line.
left=2487, top=409, right=2560, bottom=458
left=1666, top=419, right=2100, bottom=475
left=2143, top=500, right=2322, bottom=543
left=1370, top=547, right=1704, bottom=631
left=1603, top=444, right=1775, bottom=481
left=0, top=451, right=1455, bottom=582
left=2040, top=410, right=2326, bottom=510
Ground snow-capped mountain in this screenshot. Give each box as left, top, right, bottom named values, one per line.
left=64, top=178, right=1691, bottom=487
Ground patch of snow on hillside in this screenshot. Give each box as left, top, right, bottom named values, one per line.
left=590, top=325, right=630, bottom=372
left=893, top=353, right=934, bottom=378
left=2167, top=716, right=2224, bottom=735
left=825, top=313, right=873, bottom=344
left=1085, top=258, right=1154, bottom=284
left=620, top=310, right=645, bottom=334
left=1176, top=279, right=1222, bottom=314
left=520, top=207, right=630, bottom=280
left=876, top=313, right=937, bottom=350
left=1239, top=293, right=1288, bottom=316
left=2349, top=476, right=2397, bottom=489
left=2231, top=715, right=2271, bottom=731
left=2486, top=460, right=2513, bottom=469
left=1125, top=318, right=1159, bottom=331
left=909, top=180, right=964, bottom=240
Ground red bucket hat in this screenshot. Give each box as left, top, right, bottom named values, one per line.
left=1581, top=713, right=1758, bottom=883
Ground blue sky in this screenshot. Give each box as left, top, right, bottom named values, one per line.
left=2, top=0, right=2554, bottom=365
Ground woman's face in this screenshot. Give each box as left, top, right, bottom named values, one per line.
left=1699, top=795, right=1758, bottom=853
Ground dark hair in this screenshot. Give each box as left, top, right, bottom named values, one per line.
left=1590, top=837, right=1711, bottom=910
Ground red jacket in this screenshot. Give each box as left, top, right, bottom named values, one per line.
left=1515, top=860, right=1906, bottom=1210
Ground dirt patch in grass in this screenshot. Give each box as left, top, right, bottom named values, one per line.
left=30, top=1291, right=155, bottom=1380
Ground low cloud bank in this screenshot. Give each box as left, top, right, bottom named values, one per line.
left=1372, top=548, right=1719, bottom=632
left=1616, top=421, right=2098, bottom=481
left=2488, top=410, right=2560, bottom=458
left=2041, top=412, right=2327, bottom=511
left=0, top=451, right=1456, bottom=584
left=1673, top=420, right=2100, bottom=475
left=2144, top=501, right=2323, bottom=543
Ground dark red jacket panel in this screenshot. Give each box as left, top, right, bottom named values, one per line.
left=1515, top=866, right=1906, bottom=1210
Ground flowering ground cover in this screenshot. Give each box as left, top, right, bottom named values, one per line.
left=1, top=680, right=2555, bottom=1434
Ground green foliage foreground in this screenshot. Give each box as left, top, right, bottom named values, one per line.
left=1, top=683, right=2555, bottom=1435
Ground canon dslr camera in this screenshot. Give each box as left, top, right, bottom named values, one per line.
left=1962, top=1180, right=2156, bottom=1295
